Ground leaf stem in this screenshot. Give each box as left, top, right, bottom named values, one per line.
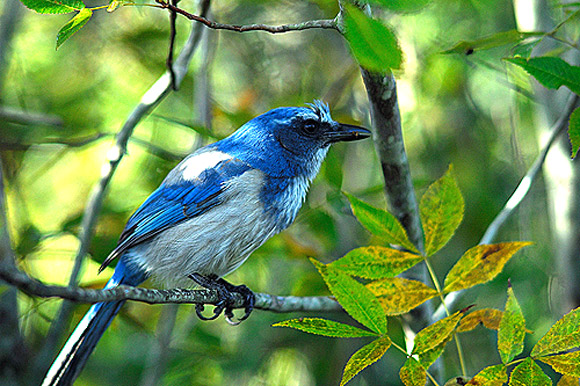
left=426, top=370, right=441, bottom=386
left=424, top=257, right=467, bottom=378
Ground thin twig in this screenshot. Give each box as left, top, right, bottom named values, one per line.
left=164, top=0, right=179, bottom=90
left=0, top=264, right=342, bottom=313
left=433, top=94, right=579, bottom=321
left=151, top=1, right=337, bottom=33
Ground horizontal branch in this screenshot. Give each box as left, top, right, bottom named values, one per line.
left=0, top=265, right=342, bottom=314
left=153, top=1, right=338, bottom=34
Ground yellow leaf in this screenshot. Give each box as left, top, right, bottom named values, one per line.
left=367, top=278, right=438, bottom=315
left=330, top=246, right=422, bottom=279
left=400, top=357, right=426, bottom=386
left=467, top=364, right=507, bottom=385
left=443, top=242, right=532, bottom=293
left=413, top=312, right=462, bottom=355
left=340, top=336, right=391, bottom=386
left=538, top=351, right=580, bottom=377
left=457, top=308, right=503, bottom=333
left=532, top=306, right=580, bottom=357
left=557, top=375, right=580, bottom=386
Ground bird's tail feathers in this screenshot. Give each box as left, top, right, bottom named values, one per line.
left=42, top=259, right=147, bottom=386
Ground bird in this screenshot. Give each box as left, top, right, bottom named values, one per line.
left=41, top=100, right=371, bottom=386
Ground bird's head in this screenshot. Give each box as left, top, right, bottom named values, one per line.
left=222, top=101, right=371, bottom=177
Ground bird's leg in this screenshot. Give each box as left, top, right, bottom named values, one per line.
left=188, top=273, right=255, bottom=325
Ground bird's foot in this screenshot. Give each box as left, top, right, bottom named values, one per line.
left=188, top=273, right=255, bottom=325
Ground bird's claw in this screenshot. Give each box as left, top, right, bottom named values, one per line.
left=189, top=273, right=255, bottom=324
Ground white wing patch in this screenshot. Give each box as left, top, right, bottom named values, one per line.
left=180, top=151, right=232, bottom=181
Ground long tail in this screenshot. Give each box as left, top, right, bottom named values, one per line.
left=42, top=259, right=147, bottom=386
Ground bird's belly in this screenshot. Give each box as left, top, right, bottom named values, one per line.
left=130, top=185, right=278, bottom=288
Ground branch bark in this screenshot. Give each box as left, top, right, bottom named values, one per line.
left=0, top=264, right=342, bottom=313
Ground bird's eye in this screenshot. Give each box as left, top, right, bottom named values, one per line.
left=302, top=119, right=318, bottom=135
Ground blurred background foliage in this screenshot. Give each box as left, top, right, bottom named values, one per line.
left=0, top=0, right=577, bottom=384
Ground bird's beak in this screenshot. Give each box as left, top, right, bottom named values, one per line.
left=325, top=123, right=372, bottom=144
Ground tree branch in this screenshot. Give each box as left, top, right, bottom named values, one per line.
left=152, top=1, right=338, bottom=34
left=0, top=264, right=342, bottom=313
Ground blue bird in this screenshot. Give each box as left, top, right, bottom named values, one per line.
left=42, top=101, right=370, bottom=386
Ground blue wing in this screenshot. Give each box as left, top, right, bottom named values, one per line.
left=100, top=157, right=251, bottom=271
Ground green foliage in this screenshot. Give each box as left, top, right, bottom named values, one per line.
left=56, top=8, right=93, bottom=50
left=509, top=357, right=551, bottom=386
left=412, top=312, right=462, bottom=355
left=400, top=357, right=426, bottom=386
left=443, top=30, right=539, bottom=55
left=345, top=193, right=418, bottom=252
left=466, top=364, right=507, bottom=386
left=330, top=246, right=422, bottom=279
left=531, top=307, right=580, bottom=357
left=272, top=318, right=378, bottom=338
left=419, top=165, right=464, bottom=256
left=311, top=259, right=387, bottom=335
left=568, top=106, right=580, bottom=158
left=368, top=0, right=431, bottom=13
left=505, top=56, right=580, bottom=95
left=537, top=351, right=580, bottom=378
left=498, top=286, right=526, bottom=364
left=19, top=0, right=85, bottom=14
left=342, top=4, right=402, bottom=72
left=339, top=336, right=392, bottom=386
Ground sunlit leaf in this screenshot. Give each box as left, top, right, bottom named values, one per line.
left=19, top=0, right=85, bottom=13
left=443, top=242, right=532, bottom=293
left=340, top=336, right=391, bottom=386
left=498, top=286, right=526, bottom=364
left=420, top=165, right=464, bottom=256
left=367, top=278, right=438, bottom=315
left=107, top=0, right=120, bottom=12
left=330, top=246, right=422, bottom=279
left=509, top=357, right=551, bottom=386
left=56, top=8, right=92, bottom=50
left=400, top=357, right=426, bottom=386
left=369, top=0, right=430, bottom=13
left=342, top=4, right=402, bottom=72
left=467, top=364, right=507, bottom=386
left=443, top=30, right=540, bottom=55
left=345, top=193, right=417, bottom=252
left=505, top=56, right=580, bottom=95
left=538, top=351, right=580, bottom=377
left=568, top=106, right=580, bottom=158
left=417, top=334, right=452, bottom=368
left=312, top=259, right=387, bottom=335
left=272, top=318, right=379, bottom=338
left=457, top=308, right=503, bottom=333
left=412, top=312, right=462, bottom=354
left=557, top=375, right=580, bottom=386
left=531, top=307, right=580, bottom=357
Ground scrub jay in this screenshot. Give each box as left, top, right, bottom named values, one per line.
left=42, top=100, right=370, bottom=386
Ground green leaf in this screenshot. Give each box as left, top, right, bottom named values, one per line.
left=345, top=193, right=417, bottom=253
left=467, top=364, right=507, bottom=386
left=509, top=357, right=551, bottom=386
left=457, top=308, right=503, bottom=333
left=311, top=259, right=387, bottom=335
left=400, top=357, right=426, bottom=386
left=330, top=246, right=422, bottom=279
left=538, top=351, right=580, bottom=377
left=505, top=56, right=580, bottom=95
left=366, top=278, right=438, bottom=315
left=272, top=318, right=379, bottom=338
left=340, top=336, right=391, bottom=386
left=342, top=4, right=402, bottom=72
left=412, top=311, right=462, bottom=355
left=443, top=30, right=540, bottom=55
left=568, top=106, right=580, bottom=158
left=531, top=307, right=580, bottom=357
left=557, top=375, right=580, bottom=386
left=443, top=242, right=532, bottom=293
left=19, top=0, right=85, bottom=14
left=420, top=165, right=464, bottom=256
left=417, top=334, right=452, bottom=368
left=368, top=0, right=430, bottom=13
left=498, top=286, right=526, bottom=364
left=56, top=8, right=92, bottom=50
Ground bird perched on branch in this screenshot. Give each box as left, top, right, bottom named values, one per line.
left=42, top=100, right=370, bottom=386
